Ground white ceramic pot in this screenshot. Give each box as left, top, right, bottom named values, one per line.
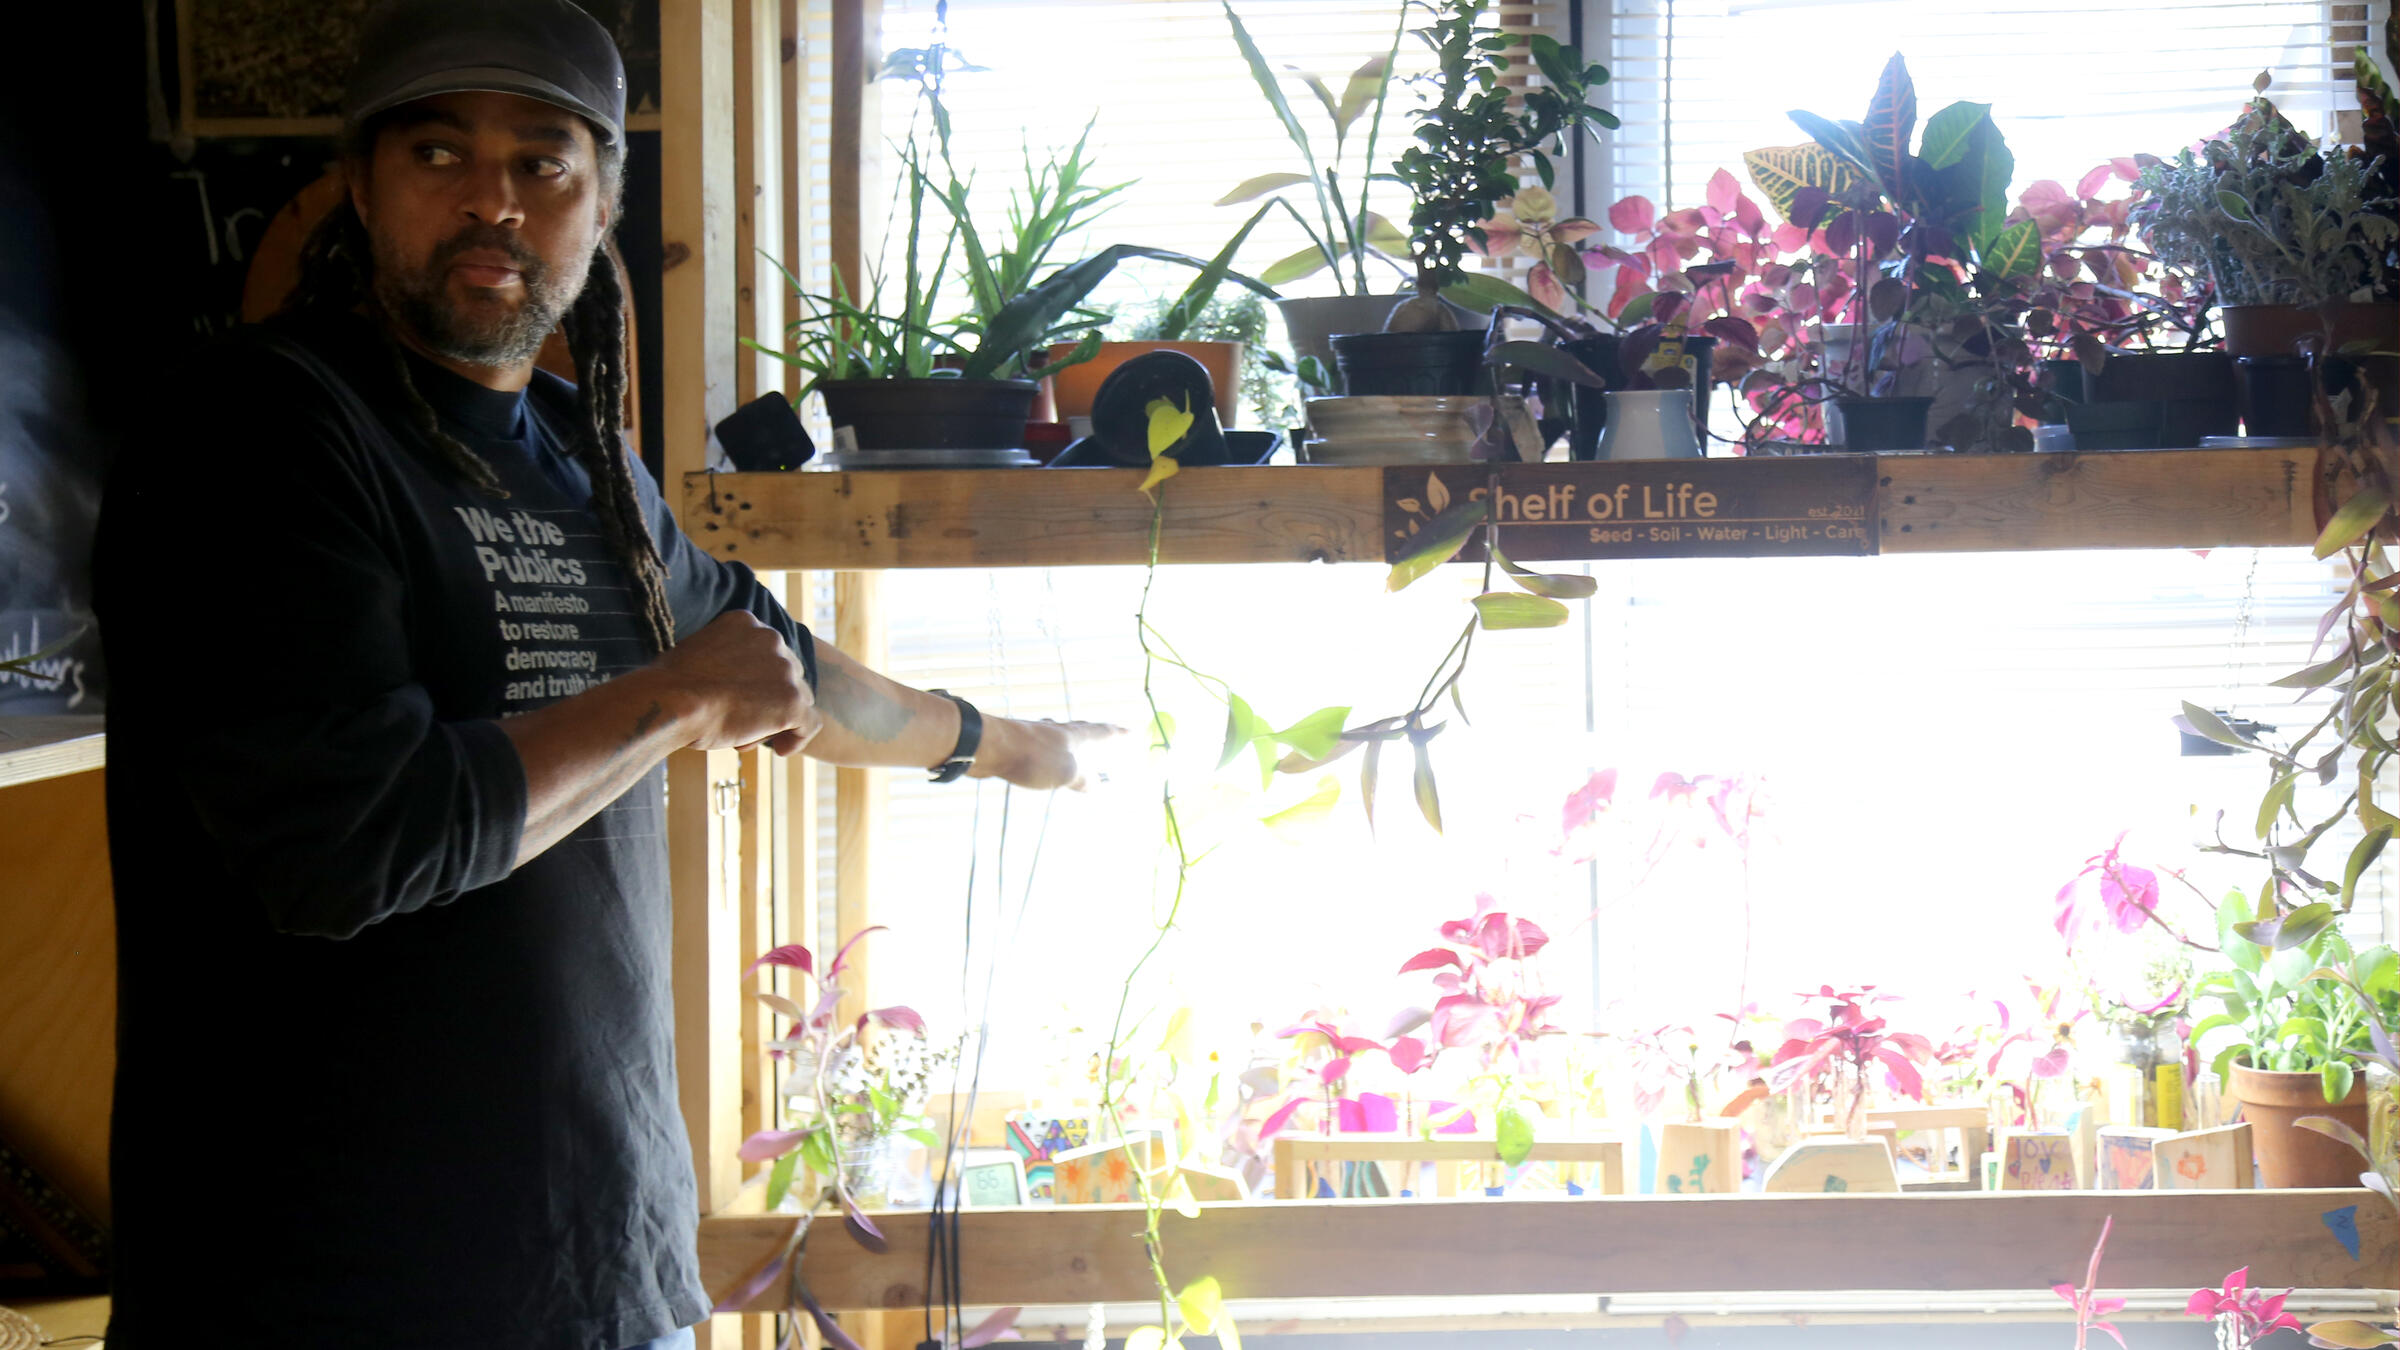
left=1595, top=390, right=1701, bottom=460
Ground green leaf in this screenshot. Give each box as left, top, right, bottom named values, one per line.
left=2301, top=1321, right=2399, bottom=1349
left=1741, top=144, right=1863, bottom=224
left=1487, top=340, right=1606, bottom=387
left=1387, top=498, right=1489, bottom=592
left=1216, top=172, right=1313, bottom=206
left=1219, top=694, right=1271, bottom=771
left=2217, top=190, right=2256, bottom=222
left=2315, top=485, right=2391, bottom=559
left=1857, top=52, right=1916, bottom=201
left=1440, top=272, right=1552, bottom=318
left=1262, top=775, right=1342, bottom=833
left=766, top=1151, right=798, bottom=1210
left=1178, top=1277, right=1226, bottom=1335
left=902, top=1127, right=942, bottom=1149
left=2324, top=1060, right=2357, bottom=1103
left=2181, top=701, right=2261, bottom=752
left=1360, top=737, right=1383, bottom=834
left=1275, top=706, right=1353, bottom=761
left=1788, top=109, right=1879, bottom=184
left=1293, top=69, right=1340, bottom=129
left=1260, top=244, right=1333, bottom=286
left=1472, top=591, right=1573, bottom=630
left=1156, top=202, right=1287, bottom=342
left=1334, top=55, right=1392, bottom=137
left=1150, top=710, right=1177, bottom=751
left=2258, top=770, right=2301, bottom=840
left=801, top=1128, right=837, bottom=1178
left=1362, top=212, right=1411, bottom=258
left=1224, top=2, right=1324, bottom=199
left=1411, top=737, right=1442, bottom=833
left=1918, top=101, right=1990, bottom=171
left=2343, top=825, right=2393, bottom=909
left=2189, top=1012, right=2244, bottom=1042
left=1489, top=539, right=1598, bottom=599
left=2356, top=946, right=2400, bottom=999
left=2272, top=649, right=2364, bottom=691
left=1981, top=219, right=2041, bottom=279
left=1495, top=1106, right=1535, bottom=1167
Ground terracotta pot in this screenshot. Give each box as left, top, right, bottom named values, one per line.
left=1049, top=341, right=1242, bottom=428
left=2230, top=1061, right=2370, bottom=1188
left=2221, top=302, right=2400, bottom=359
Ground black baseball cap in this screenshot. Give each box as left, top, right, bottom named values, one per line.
left=342, top=0, right=627, bottom=147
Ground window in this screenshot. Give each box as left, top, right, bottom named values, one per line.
left=836, top=548, right=2387, bottom=1089
left=868, top=0, right=1575, bottom=320
left=1595, top=0, right=2379, bottom=224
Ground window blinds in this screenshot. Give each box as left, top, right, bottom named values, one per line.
left=1595, top=0, right=2377, bottom=226
left=863, top=0, right=1576, bottom=315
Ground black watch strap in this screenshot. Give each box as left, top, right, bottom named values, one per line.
left=929, top=690, right=981, bottom=784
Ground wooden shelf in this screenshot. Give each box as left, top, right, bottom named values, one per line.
left=0, top=717, right=105, bottom=790
left=679, top=447, right=2322, bottom=571
left=699, top=1189, right=2394, bottom=1313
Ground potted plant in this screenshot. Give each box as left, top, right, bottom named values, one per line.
left=1741, top=55, right=2046, bottom=452
left=2014, top=157, right=2237, bottom=448
left=1220, top=1, right=1417, bottom=392
left=1767, top=985, right=1935, bottom=1140
left=1355, top=0, right=1616, bottom=396
left=2191, top=889, right=2397, bottom=1187
left=2134, top=90, right=2398, bottom=363
left=762, top=48, right=1277, bottom=457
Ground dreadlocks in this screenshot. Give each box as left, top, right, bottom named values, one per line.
left=281, top=128, right=678, bottom=656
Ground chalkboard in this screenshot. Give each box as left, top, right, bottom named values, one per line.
left=184, top=0, right=663, bottom=123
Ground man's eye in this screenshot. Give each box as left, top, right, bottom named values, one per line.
left=526, top=158, right=568, bottom=179
left=417, top=144, right=462, bottom=166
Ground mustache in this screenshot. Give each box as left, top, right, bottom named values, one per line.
left=428, top=227, right=546, bottom=280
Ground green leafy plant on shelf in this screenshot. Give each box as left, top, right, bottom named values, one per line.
left=751, top=44, right=1278, bottom=397
left=1386, top=0, right=1617, bottom=333
left=1219, top=0, right=1414, bottom=296
left=2192, top=892, right=2397, bottom=1103
left=2136, top=88, right=2399, bottom=311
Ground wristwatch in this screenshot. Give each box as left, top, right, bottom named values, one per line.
left=928, top=690, right=982, bottom=784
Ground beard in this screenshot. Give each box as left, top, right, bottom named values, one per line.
left=371, top=223, right=588, bottom=367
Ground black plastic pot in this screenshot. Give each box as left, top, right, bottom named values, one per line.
left=2236, top=356, right=2314, bottom=438
left=1561, top=333, right=1718, bottom=458
left=1559, top=334, right=1623, bottom=461
left=1830, top=396, right=1932, bottom=451
left=1330, top=330, right=1486, bottom=397
left=2037, top=358, right=2086, bottom=424
left=818, top=377, right=1041, bottom=451
left=1090, top=351, right=1230, bottom=467
left=2083, top=351, right=2236, bottom=447
left=2065, top=399, right=2165, bottom=451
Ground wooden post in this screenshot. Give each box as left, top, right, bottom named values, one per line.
left=828, top=0, right=881, bottom=301
left=661, top=0, right=745, bottom=1345
left=736, top=0, right=787, bottom=406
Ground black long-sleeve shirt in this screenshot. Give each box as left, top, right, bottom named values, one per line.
left=93, top=312, right=814, bottom=1350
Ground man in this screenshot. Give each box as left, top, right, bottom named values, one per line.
left=92, top=2, right=1106, bottom=1346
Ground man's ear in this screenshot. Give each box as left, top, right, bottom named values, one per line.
left=344, top=158, right=371, bottom=225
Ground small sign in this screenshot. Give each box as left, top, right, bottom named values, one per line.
left=1383, top=458, right=1879, bottom=563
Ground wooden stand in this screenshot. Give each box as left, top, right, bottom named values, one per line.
left=2096, top=1125, right=2180, bottom=1190
left=1274, top=1133, right=1626, bottom=1200
left=1999, top=1131, right=2078, bottom=1190
left=1762, top=1136, right=1901, bottom=1194
left=2155, top=1123, right=2256, bottom=1191
left=1052, top=1135, right=1160, bottom=1205
left=1655, top=1121, right=1743, bottom=1195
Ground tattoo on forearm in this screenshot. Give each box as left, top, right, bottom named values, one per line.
left=817, top=655, right=914, bottom=743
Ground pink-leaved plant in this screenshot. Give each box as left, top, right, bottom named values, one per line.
left=2187, top=1268, right=2304, bottom=1348
left=2053, top=1216, right=2126, bottom=1350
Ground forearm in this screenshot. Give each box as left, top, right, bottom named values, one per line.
left=500, top=666, right=702, bottom=865
left=806, top=641, right=1043, bottom=781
